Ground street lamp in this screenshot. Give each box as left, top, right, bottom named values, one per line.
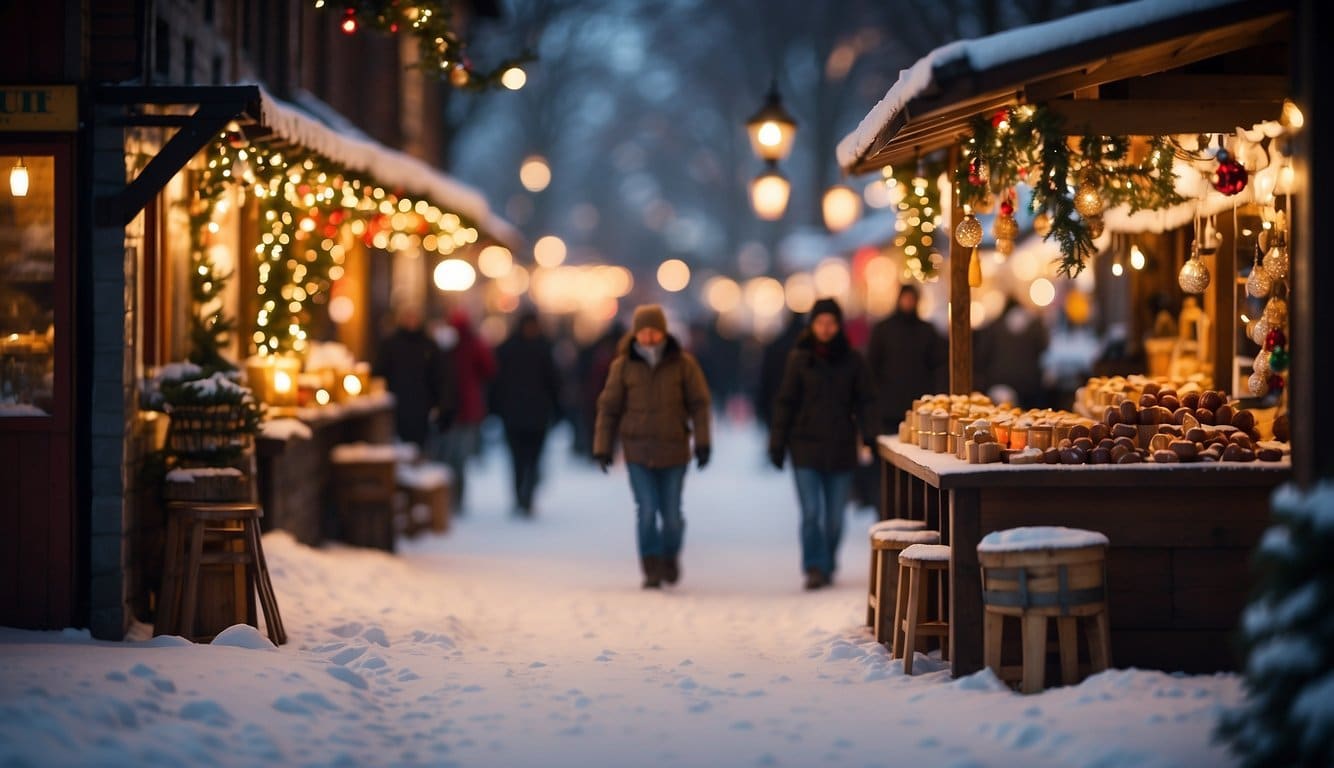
left=821, top=184, right=861, bottom=232
left=750, top=163, right=791, bottom=220
left=746, top=81, right=798, bottom=163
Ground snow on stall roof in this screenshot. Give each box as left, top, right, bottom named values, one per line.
left=253, top=84, right=522, bottom=249
left=978, top=526, right=1109, bottom=553
left=837, top=0, right=1249, bottom=170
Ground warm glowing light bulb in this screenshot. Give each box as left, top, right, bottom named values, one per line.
left=315, top=389, right=331, bottom=405
left=342, top=373, right=363, bottom=396
left=501, top=67, right=527, bottom=90
left=1129, top=245, right=1146, bottom=271
left=533, top=235, right=566, bottom=267
left=1111, top=262, right=1124, bottom=277
left=519, top=155, right=551, bottom=192
left=657, top=259, right=691, bottom=292
left=434, top=259, right=477, bottom=291
left=274, top=370, right=293, bottom=394
left=9, top=159, right=29, bottom=197
left=1030, top=278, right=1055, bottom=307
left=757, top=121, right=782, bottom=147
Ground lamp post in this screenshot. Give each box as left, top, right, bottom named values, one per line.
left=746, top=81, right=797, bottom=220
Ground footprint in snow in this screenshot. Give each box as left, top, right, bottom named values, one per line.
left=595, top=654, right=614, bottom=662
left=105, top=671, right=128, bottom=682
left=326, top=666, right=369, bottom=690
left=329, top=622, right=363, bottom=638
left=678, top=677, right=698, bottom=690
left=361, top=656, right=387, bottom=670
left=331, top=646, right=366, bottom=665
left=689, top=701, right=712, bottom=713
left=363, top=627, right=390, bottom=647
left=730, top=721, right=754, bottom=731
left=130, top=663, right=156, bottom=678
left=179, top=700, right=233, bottom=727
left=274, top=696, right=315, bottom=716
left=151, top=678, right=176, bottom=694
left=398, top=670, right=421, bottom=682
left=529, top=662, right=546, bottom=669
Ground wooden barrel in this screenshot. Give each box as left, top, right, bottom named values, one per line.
left=978, top=544, right=1108, bottom=618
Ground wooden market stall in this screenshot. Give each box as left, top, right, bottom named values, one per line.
left=838, top=0, right=1299, bottom=677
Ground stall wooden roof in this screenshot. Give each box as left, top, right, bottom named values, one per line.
left=839, top=0, right=1293, bottom=174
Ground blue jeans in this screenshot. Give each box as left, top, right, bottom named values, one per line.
left=626, top=463, right=687, bottom=559
left=793, top=467, right=853, bottom=576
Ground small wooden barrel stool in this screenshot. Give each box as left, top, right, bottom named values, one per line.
left=866, top=518, right=929, bottom=627
left=893, top=543, right=951, bottom=673
left=977, top=526, right=1111, bottom=694
left=396, top=462, right=453, bottom=535
left=869, top=527, right=940, bottom=645
left=331, top=443, right=403, bottom=551
left=157, top=501, right=286, bottom=645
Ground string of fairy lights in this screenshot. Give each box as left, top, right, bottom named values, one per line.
left=195, top=125, right=480, bottom=357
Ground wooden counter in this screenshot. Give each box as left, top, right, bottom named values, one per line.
left=877, top=435, right=1290, bottom=676
left=256, top=395, right=396, bottom=545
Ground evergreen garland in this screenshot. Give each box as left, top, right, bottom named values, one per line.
left=888, top=155, right=947, bottom=282
left=317, top=1, right=533, bottom=89
left=1218, top=483, right=1334, bottom=768
left=956, top=105, right=1184, bottom=277
left=186, top=160, right=236, bottom=373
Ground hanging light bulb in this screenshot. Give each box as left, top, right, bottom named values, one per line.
left=10, top=157, right=29, bottom=197
left=1129, top=244, right=1146, bottom=271
left=750, top=163, right=790, bottom=220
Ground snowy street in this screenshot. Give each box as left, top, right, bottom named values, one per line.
left=0, top=424, right=1242, bottom=767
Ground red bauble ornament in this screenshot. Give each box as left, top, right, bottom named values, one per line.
left=1266, top=373, right=1286, bottom=393
left=1000, top=199, right=1015, bottom=217
left=991, top=109, right=1009, bottom=127
left=1265, top=328, right=1286, bottom=351
left=968, top=156, right=984, bottom=186
left=1211, top=149, right=1248, bottom=196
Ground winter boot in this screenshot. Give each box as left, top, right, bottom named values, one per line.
left=641, top=556, right=663, bottom=589
left=804, top=568, right=827, bottom=591
left=662, top=555, right=680, bottom=585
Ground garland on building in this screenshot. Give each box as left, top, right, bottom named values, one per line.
left=955, top=105, right=1183, bottom=277
left=186, top=158, right=237, bottom=373
left=199, top=128, right=482, bottom=355
left=316, top=0, right=533, bottom=90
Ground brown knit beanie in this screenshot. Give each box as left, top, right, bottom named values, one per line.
left=632, top=304, right=668, bottom=334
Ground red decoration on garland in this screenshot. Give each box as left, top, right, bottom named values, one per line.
left=968, top=156, right=984, bottom=186
left=1000, top=198, right=1015, bottom=217
left=1266, top=373, right=1286, bottom=393
left=1265, top=327, right=1286, bottom=351
left=991, top=109, right=1009, bottom=128
left=1211, top=148, right=1248, bottom=196
left=341, top=9, right=358, bottom=34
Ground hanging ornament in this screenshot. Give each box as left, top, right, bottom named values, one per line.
left=1264, top=297, right=1289, bottom=326
left=1269, top=346, right=1290, bottom=373
left=1250, top=315, right=1273, bottom=346
left=1211, top=148, right=1249, bottom=196
left=450, top=64, right=471, bottom=88
left=993, top=199, right=1018, bottom=256
left=1248, top=370, right=1269, bottom=397
left=1265, top=327, right=1287, bottom=351
left=1085, top=214, right=1105, bottom=239
left=968, top=248, right=983, bottom=288
left=1267, top=373, right=1286, bottom=394
left=1074, top=169, right=1105, bottom=218
left=1033, top=211, right=1052, bottom=238
left=1178, top=243, right=1211, bottom=294
left=1264, top=241, right=1290, bottom=282
left=1253, top=350, right=1271, bottom=377
left=955, top=212, right=983, bottom=248
left=1246, top=244, right=1272, bottom=298
left=967, top=155, right=988, bottom=186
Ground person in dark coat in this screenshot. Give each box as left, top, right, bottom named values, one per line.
left=866, top=284, right=945, bottom=435
left=372, top=305, right=451, bottom=448
left=594, top=304, right=712, bottom=589
left=769, top=298, right=877, bottom=590
left=491, top=311, right=562, bottom=516
left=432, top=308, right=496, bottom=513
left=755, top=311, right=805, bottom=432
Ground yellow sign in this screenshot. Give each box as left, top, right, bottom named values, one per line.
left=0, top=85, right=78, bottom=132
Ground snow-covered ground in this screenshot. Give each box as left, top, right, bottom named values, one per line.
left=0, top=421, right=1243, bottom=767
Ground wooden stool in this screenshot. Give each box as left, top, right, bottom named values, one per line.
left=396, top=461, right=453, bottom=535
left=157, top=501, right=286, bottom=645
left=866, top=518, right=928, bottom=627
left=978, top=526, right=1111, bottom=694
left=894, top=543, right=951, bottom=674
left=869, top=527, right=940, bottom=645
left=331, top=443, right=403, bottom=551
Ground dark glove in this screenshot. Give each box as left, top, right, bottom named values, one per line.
left=594, top=453, right=612, bottom=473
left=695, top=444, right=711, bottom=469
left=768, top=446, right=785, bottom=470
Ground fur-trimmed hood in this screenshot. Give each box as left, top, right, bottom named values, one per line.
left=617, top=332, right=683, bottom=362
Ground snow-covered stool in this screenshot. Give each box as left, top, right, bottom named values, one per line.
left=977, top=526, right=1111, bottom=694
left=893, top=543, right=951, bottom=674
left=866, top=518, right=929, bottom=628
left=330, top=443, right=407, bottom=552
left=396, top=462, right=453, bottom=536
left=869, top=527, right=940, bottom=646
left=157, top=501, right=286, bottom=646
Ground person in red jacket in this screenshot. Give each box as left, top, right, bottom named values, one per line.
left=432, top=308, right=496, bottom=513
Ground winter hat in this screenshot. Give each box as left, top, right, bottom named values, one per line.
left=809, top=297, right=843, bottom=324
left=632, top=304, right=668, bottom=334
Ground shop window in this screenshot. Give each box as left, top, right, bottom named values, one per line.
left=0, top=154, right=55, bottom=416
left=155, top=19, right=171, bottom=78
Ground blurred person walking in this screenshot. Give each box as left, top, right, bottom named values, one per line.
left=491, top=311, right=562, bottom=517
left=433, top=308, right=496, bottom=513
left=593, top=305, right=712, bottom=589
left=768, top=299, right=877, bottom=590
left=373, top=304, right=452, bottom=449
left=867, top=284, right=945, bottom=435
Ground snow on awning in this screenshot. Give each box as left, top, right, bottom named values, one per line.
left=837, top=0, right=1287, bottom=173
left=251, top=84, right=522, bottom=250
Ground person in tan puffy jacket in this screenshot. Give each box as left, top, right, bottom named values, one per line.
left=594, top=304, right=712, bottom=589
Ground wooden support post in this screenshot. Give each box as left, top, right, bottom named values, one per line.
left=948, top=146, right=973, bottom=396
left=949, top=487, right=983, bottom=677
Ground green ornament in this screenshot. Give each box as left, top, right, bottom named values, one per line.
left=1269, top=345, right=1290, bottom=373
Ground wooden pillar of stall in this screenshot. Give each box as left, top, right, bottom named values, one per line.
left=948, top=146, right=973, bottom=396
